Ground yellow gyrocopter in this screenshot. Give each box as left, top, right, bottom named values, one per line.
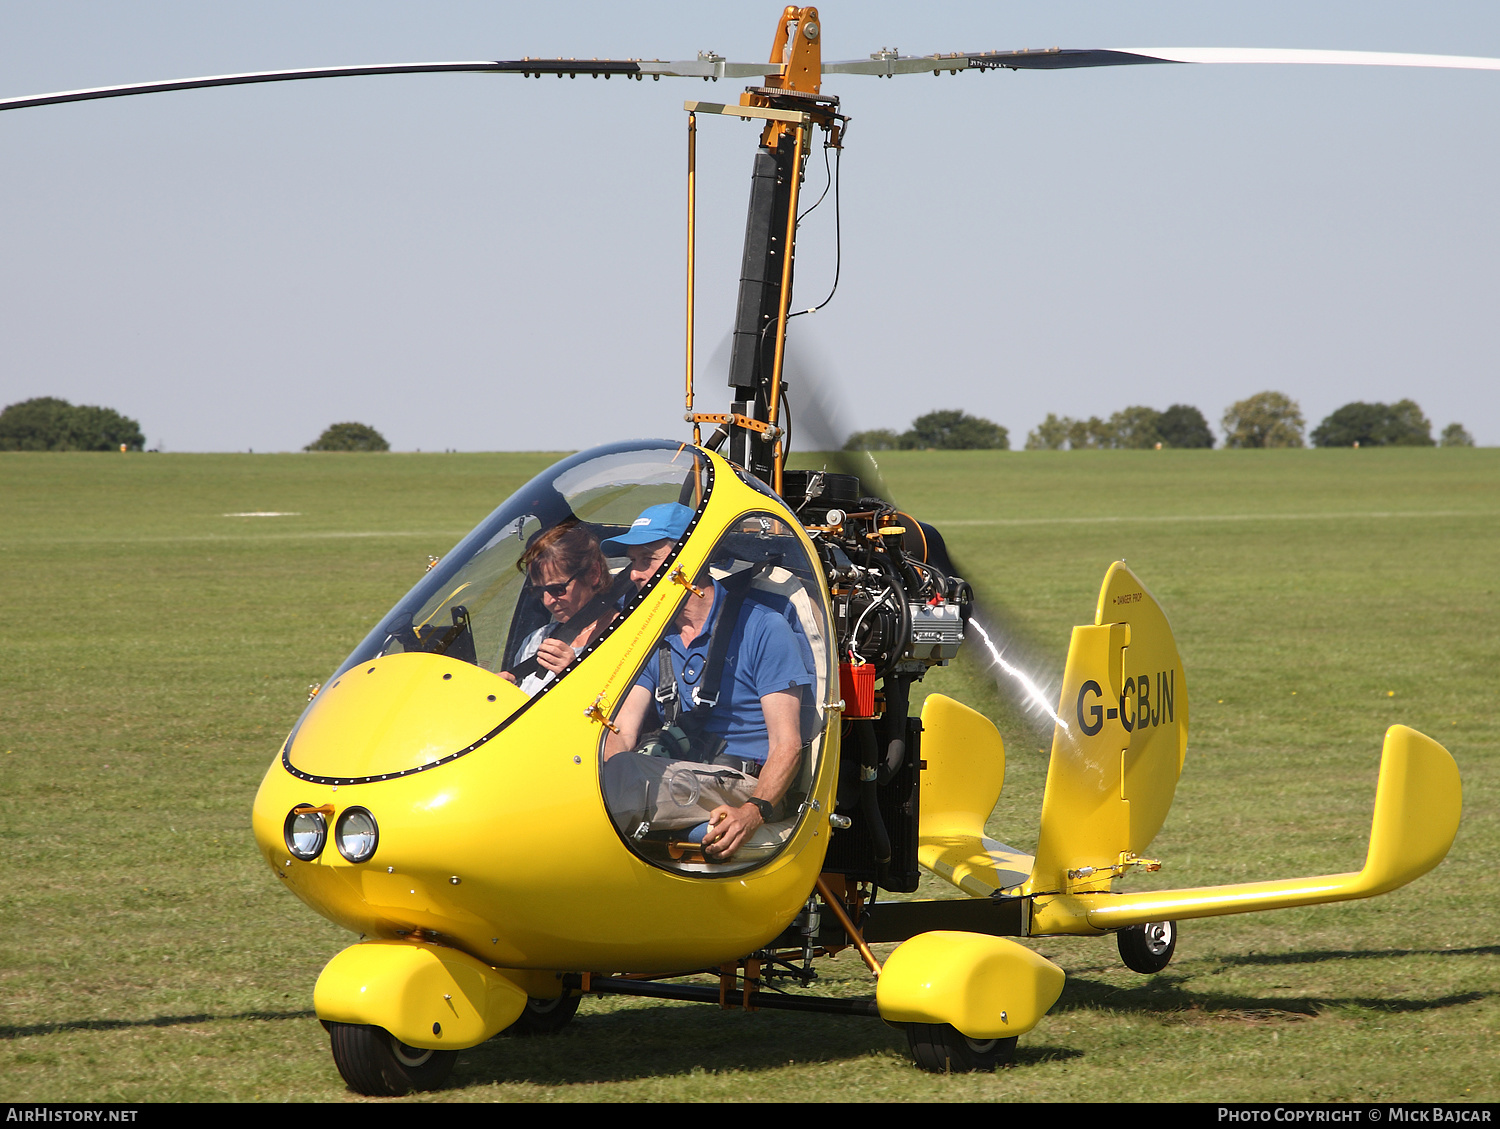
left=3, top=6, right=1470, bottom=1095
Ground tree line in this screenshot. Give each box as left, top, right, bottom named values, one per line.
left=0, top=400, right=394, bottom=453
left=1026, top=404, right=1214, bottom=450
left=2, top=393, right=1476, bottom=455
left=843, top=395, right=1476, bottom=451
left=1213, top=392, right=1474, bottom=448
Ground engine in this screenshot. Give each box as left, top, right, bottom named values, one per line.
left=781, top=469, right=973, bottom=892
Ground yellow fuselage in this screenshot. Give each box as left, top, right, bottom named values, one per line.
left=251, top=451, right=840, bottom=975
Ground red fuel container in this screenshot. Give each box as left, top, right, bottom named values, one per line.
left=838, top=661, right=877, bottom=718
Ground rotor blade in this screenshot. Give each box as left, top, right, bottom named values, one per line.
left=0, top=58, right=784, bottom=113
left=13, top=44, right=1495, bottom=114
left=1097, top=47, right=1500, bottom=70
left=821, top=49, right=1148, bottom=75
left=822, top=46, right=1500, bottom=77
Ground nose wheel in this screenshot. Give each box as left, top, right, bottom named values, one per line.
left=327, top=1022, right=458, bottom=1096
left=1117, top=920, right=1177, bottom=973
left=905, top=1023, right=1018, bottom=1072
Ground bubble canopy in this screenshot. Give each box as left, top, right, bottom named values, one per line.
left=327, top=440, right=711, bottom=689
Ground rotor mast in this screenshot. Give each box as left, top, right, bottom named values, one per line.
left=690, top=5, right=839, bottom=493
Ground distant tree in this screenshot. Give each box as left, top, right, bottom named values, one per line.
left=1027, top=403, right=1213, bottom=450
left=305, top=422, right=390, bottom=452
left=1312, top=399, right=1434, bottom=447
left=1108, top=405, right=1165, bottom=449
left=1066, top=416, right=1116, bottom=450
left=1222, top=391, right=1305, bottom=449
left=70, top=405, right=148, bottom=450
left=1156, top=403, right=1214, bottom=448
left=1025, top=413, right=1071, bottom=450
left=0, top=397, right=73, bottom=450
left=1312, top=402, right=1382, bottom=447
left=901, top=410, right=1009, bottom=451
left=1024, top=414, right=1116, bottom=449
left=1440, top=422, right=1475, bottom=448
left=1028, top=404, right=1213, bottom=450
left=0, top=396, right=144, bottom=451
left=842, top=428, right=903, bottom=452
left=1383, top=399, right=1435, bottom=446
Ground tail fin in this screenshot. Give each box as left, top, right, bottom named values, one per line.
left=1025, top=562, right=1188, bottom=896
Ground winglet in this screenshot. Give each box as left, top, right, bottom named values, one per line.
left=1345, top=724, right=1462, bottom=897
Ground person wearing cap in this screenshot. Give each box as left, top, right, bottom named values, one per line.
left=599, top=502, right=697, bottom=601
left=602, top=503, right=812, bottom=861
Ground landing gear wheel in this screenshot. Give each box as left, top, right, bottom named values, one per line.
left=507, top=993, right=581, bottom=1036
left=327, top=1022, right=458, bottom=1096
left=1117, top=919, right=1177, bottom=973
left=905, top=1023, right=1018, bottom=1073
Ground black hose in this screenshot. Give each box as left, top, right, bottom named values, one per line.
left=908, top=557, right=950, bottom=601
left=870, top=550, right=911, bottom=681
left=878, top=676, right=911, bottom=786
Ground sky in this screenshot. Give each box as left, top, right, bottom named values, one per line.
left=1, top=1, right=1497, bottom=452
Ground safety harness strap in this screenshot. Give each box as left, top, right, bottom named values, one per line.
left=656, top=565, right=763, bottom=732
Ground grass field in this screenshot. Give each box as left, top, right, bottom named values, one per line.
left=1, top=447, right=1495, bottom=1103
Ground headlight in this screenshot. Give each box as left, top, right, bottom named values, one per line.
left=335, top=807, right=379, bottom=863
left=284, top=806, right=327, bottom=860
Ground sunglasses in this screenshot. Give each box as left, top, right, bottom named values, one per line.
left=534, top=565, right=588, bottom=599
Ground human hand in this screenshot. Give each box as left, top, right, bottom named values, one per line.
left=701, top=803, right=764, bottom=860
left=534, top=636, right=577, bottom=674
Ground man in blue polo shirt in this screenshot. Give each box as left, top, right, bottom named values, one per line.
left=602, top=503, right=812, bottom=861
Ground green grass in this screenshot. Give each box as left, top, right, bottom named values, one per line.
left=2, top=447, right=1495, bottom=1102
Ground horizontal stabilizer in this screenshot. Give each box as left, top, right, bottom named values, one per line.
left=1033, top=725, right=1461, bottom=933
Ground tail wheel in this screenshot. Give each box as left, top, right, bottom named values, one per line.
left=507, top=993, right=581, bottom=1036
left=327, top=1022, right=458, bottom=1096
left=905, top=1023, right=1018, bottom=1073
left=1117, top=919, right=1177, bottom=973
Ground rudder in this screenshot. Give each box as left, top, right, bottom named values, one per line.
left=1026, top=562, right=1189, bottom=896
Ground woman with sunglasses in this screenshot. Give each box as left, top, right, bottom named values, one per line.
left=501, top=520, right=618, bottom=696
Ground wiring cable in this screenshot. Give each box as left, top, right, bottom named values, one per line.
left=789, top=141, right=843, bottom=320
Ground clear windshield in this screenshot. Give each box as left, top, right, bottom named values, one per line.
left=329, top=441, right=710, bottom=690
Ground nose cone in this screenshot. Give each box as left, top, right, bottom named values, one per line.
left=287, top=653, right=527, bottom=781
left=250, top=652, right=532, bottom=949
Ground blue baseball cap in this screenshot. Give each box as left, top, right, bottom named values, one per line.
left=600, top=502, right=694, bottom=555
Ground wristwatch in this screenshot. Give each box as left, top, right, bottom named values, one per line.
left=746, top=797, right=775, bottom=822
